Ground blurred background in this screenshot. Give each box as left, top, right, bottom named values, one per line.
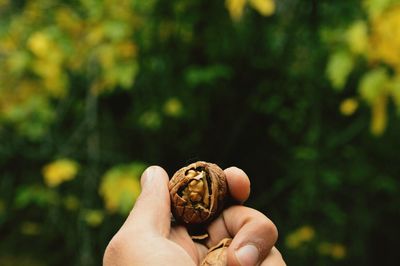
left=1, top=0, right=400, bottom=265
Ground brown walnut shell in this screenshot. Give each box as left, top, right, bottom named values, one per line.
left=200, top=238, right=232, bottom=266
left=168, top=161, right=228, bottom=225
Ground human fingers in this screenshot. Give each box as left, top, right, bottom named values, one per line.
left=104, top=166, right=172, bottom=265
left=206, top=205, right=278, bottom=266
left=224, top=167, right=250, bottom=203
left=260, top=247, right=286, bottom=266
left=168, top=225, right=209, bottom=264
left=121, top=166, right=171, bottom=236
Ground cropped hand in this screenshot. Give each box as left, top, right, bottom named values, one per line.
left=103, top=166, right=285, bottom=266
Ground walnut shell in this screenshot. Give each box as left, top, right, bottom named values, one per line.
left=169, top=161, right=228, bottom=225
left=200, top=238, right=232, bottom=266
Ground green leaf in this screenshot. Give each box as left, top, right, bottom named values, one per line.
left=388, top=76, right=400, bottom=113
left=346, top=20, right=368, bottom=55
left=358, top=67, right=389, bottom=104
left=138, top=111, right=162, bottom=130
left=7, top=51, right=31, bottom=74
left=294, top=146, right=318, bottom=160
left=104, top=20, right=129, bottom=41
left=363, top=0, right=399, bottom=18
left=185, top=64, right=232, bottom=87
left=116, top=62, right=138, bottom=89
left=15, top=186, right=58, bottom=208
left=326, top=50, right=354, bottom=90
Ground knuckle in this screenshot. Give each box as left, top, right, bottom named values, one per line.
left=266, top=219, right=278, bottom=242
left=255, top=219, right=278, bottom=241
left=237, top=207, right=279, bottom=244
left=252, top=211, right=279, bottom=242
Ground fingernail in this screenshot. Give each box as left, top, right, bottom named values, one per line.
left=141, top=166, right=159, bottom=187
left=235, top=244, right=259, bottom=266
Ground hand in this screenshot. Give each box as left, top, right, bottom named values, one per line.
left=103, top=166, right=285, bottom=266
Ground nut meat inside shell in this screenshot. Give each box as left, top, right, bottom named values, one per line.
left=169, top=161, right=228, bottom=225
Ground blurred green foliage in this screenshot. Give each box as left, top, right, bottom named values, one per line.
left=1, top=0, right=400, bottom=265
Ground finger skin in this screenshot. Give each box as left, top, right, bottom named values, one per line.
left=118, top=165, right=250, bottom=239
left=104, top=165, right=282, bottom=266
left=104, top=233, right=195, bottom=266
left=224, top=167, right=251, bottom=203
left=260, top=247, right=286, bottom=266
left=206, top=205, right=278, bottom=266
left=104, top=166, right=197, bottom=266
left=122, top=166, right=171, bottom=236
left=168, top=225, right=209, bottom=264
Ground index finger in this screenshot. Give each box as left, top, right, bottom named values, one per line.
left=206, top=206, right=278, bottom=266
left=224, top=167, right=250, bottom=203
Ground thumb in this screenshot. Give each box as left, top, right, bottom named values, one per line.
left=121, top=166, right=171, bottom=236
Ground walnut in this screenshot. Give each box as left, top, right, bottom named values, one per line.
left=168, top=161, right=228, bottom=225
left=200, top=238, right=232, bottom=266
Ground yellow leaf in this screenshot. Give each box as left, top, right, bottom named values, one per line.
left=285, top=233, right=301, bottom=249
left=285, top=225, right=315, bottom=249
left=318, top=242, right=347, bottom=259
left=297, top=225, right=315, bottom=241
left=63, top=195, right=80, bottom=211
left=118, top=41, right=138, bottom=58
left=27, top=32, right=52, bottom=58
left=363, top=0, right=393, bottom=18
left=0, top=0, right=9, bottom=8
left=369, top=5, right=400, bottom=69
left=83, top=209, right=104, bottom=227
left=42, top=159, right=79, bottom=187
left=20, top=222, right=41, bottom=236
left=55, top=7, right=82, bottom=36
left=340, top=98, right=359, bottom=116
left=248, top=0, right=275, bottom=16
left=99, top=163, right=146, bottom=214
left=163, top=97, right=184, bottom=117
left=358, top=67, right=389, bottom=104
left=346, top=20, right=368, bottom=55
left=371, top=94, right=388, bottom=135
left=32, top=60, right=60, bottom=79
left=326, top=50, right=354, bottom=90
left=225, top=0, right=247, bottom=21
left=331, top=243, right=347, bottom=260
left=86, top=24, right=105, bottom=46
left=97, top=44, right=115, bottom=69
